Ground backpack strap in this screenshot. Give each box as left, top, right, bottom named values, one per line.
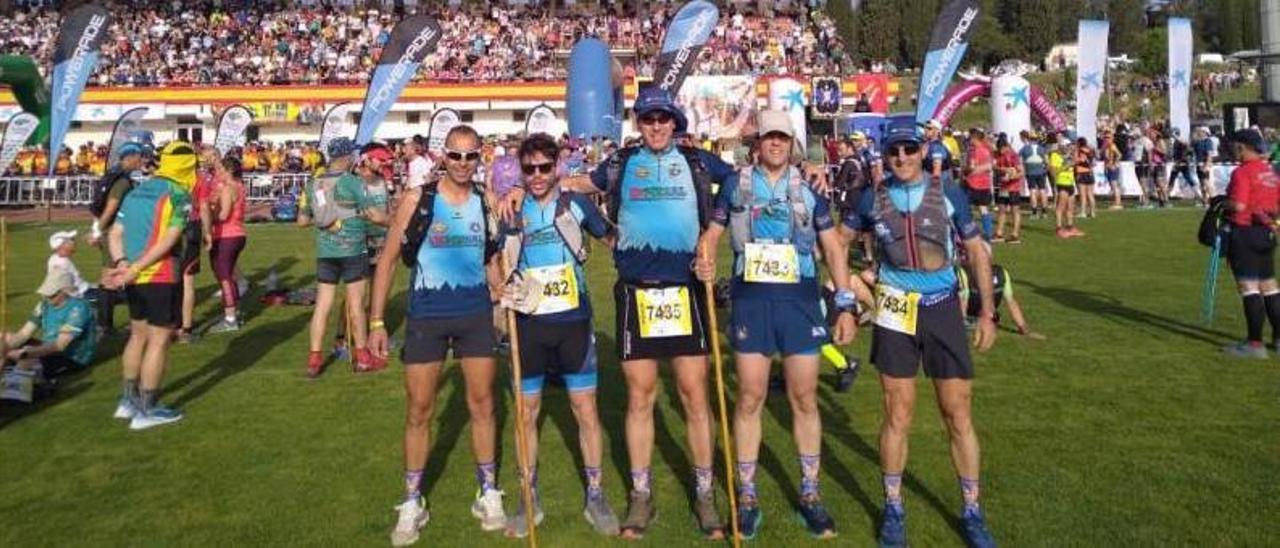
left=399, top=183, right=438, bottom=268
left=475, top=185, right=499, bottom=263
left=786, top=167, right=816, bottom=255
left=553, top=191, right=589, bottom=265
left=604, top=146, right=638, bottom=232
left=676, top=145, right=713, bottom=230
left=728, top=166, right=756, bottom=253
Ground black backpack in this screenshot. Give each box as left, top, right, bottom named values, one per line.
left=400, top=182, right=498, bottom=268
left=1198, top=195, right=1230, bottom=247
left=89, top=167, right=134, bottom=218
left=602, top=145, right=713, bottom=234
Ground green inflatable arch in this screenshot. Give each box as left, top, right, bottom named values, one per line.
left=0, top=55, right=51, bottom=145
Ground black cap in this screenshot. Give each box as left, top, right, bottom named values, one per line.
left=1231, top=128, right=1267, bottom=153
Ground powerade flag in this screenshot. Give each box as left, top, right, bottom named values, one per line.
left=428, top=108, right=460, bottom=155
left=355, top=15, right=442, bottom=145
left=106, top=106, right=148, bottom=167
left=0, top=113, right=40, bottom=175
left=214, top=105, right=253, bottom=156
left=525, top=104, right=557, bottom=135
left=49, top=3, right=112, bottom=176
left=915, top=0, right=980, bottom=124
left=318, top=102, right=353, bottom=158
left=653, top=0, right=719, bottom=95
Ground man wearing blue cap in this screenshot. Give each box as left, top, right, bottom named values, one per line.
left=503, top=86, right=733, bottom=539
left=840, top=120, right=998, bottom=548
left=298, top=137, right=387, bottom=377
left=89, top=140, right=151, bottom=336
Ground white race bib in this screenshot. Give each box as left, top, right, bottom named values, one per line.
left=874, top=284, right=921, bottom=336
left=634, top=286, right=693, bottom=338
left=743, top=242, right=800, bottom=284
left=526, top=263, right=580, bottom=316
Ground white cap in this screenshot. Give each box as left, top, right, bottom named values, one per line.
left=925, top=119, right=943, bottom=131
left=48, top=230, right=77, bottom=250
left=36, top=268, right=74, bottom=298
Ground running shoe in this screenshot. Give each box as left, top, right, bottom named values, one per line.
left=207, top=318, right=240, bottom=334
left=583, top=492, right=621, bottom=536
left=1067, top=227, right=1085, bottom=238
left=306, top=351, right=325, bottom=378
left=736, top=497, right=762, bottom=540
left=390, top=496, right=430, bottom=547
left=331, top=343, right=350, bottom=362
left=962, top=507, right=997, bottom=548
left=1055, top=228, right=1070, bottom=239
left=619, top=490, right=657, bottom=539
left=694, top=491, right=725, bottom=539
left=877, top=505, right=907, bottom=548
left=991, top=235, right=1005, bottom=243
left=797, top=495, right=837, bottom=539
left=176, top=328, right=197, bottom=344
left=354, top=348, right=385, bottom=373
left=1223, top=341, right=1268, bottom=359
left=471, top=488, right=507, bottom=532
left=129, top=406, right=184, bottom=431
left=835, top=358, right=859, bottom=393
left=113, top=396, right=138, bottom=420
left=1006, top=236, right=1022, bottom=245
left=505, top=492, right=544, bottom=538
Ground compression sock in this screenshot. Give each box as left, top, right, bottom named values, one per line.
left=475, top=462, right=498, bottom=493
left=981, top=213, right=994, bottom=240
left=821, top=344, right=848, bottom=371
left=1264, top=293, right=1280, bottom=344
left=883, top=472, right=904, bottom=511
left=799, top=454, right=822, bottom=499
left=1243, top=293, right=1266, bottom=344
left=736, top=461, right=758, bottom=502
left=959, top=476, right=982, bottom=516
left=122, top=378, right=139, bottom=404
left=403, top=469, right=423, bottom=502
left=631, top=467, right=652, bottom=495
left=584, top=466, right=604, bottom=500
left=694, top=465, right=714, bottom=497
left=139, top=389, right=157, bottom=414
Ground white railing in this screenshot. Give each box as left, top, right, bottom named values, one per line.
left=0, top=176, right=97, bottom=207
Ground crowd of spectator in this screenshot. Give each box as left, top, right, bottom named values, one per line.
left=0, top=1, right=855, bottom=87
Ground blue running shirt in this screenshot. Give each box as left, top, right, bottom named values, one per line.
left=409, top=191, right=491, bottom=318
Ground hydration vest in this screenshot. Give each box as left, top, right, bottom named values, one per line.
left=728, top=166, right=817, bottom=256
left=400, top=182, right=498, bottom=268
left=501, top=190, right=590, bottom=271
left=603, top=145, right=713, bottom=233
left=872, top=180, right=950, bottom=272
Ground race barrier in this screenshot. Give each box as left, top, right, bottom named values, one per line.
left=0, top=173, right=313, bottom=207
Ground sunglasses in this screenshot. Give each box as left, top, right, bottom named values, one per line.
left=639, top=112, right=674, bottom=126
left=887, top=143, right=921, bottom=157
left=444, top=148, right=481, bottom=162
left=521, top=162, right=555, bottom=175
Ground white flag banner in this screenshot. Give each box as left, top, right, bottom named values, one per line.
left=0, top=113, right=39, bottom=175
left=768, top=78, right=807, bottom=154
left=1075, top=20, right=1108, bottom=144
left=215, top=105, right=253, bottom=156
left=427, top=108, right=460, bottom=155
left=525, top=104, right=557, bottom=136
left=1168, top=17, right=1193, bottom=140
left=318, top=102, right=353, bottom=158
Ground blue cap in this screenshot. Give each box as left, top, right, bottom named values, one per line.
left=1232, top=128, right=1267, bottom=153
left=634, top=87, right=688, bottom=133
left=117, top=141, right=147, bottom=159
left=882, top=120, right=923, bottom=149
left=327, top=137, right=357, bottom=160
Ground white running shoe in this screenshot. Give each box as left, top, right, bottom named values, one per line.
left=470, top=488, right=507, bottom=532
left=113, top=397, right=138, bottom=420
left=129, top=406, right=184, bottom=431
left=390, top=497, right=429, bottom=546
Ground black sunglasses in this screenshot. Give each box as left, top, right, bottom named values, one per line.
left=639, top=112, right=674, bottom=125
left=521, top=162, right=556, bottom=175
left=887, top=143, right=921, bottom=157
left=445, top=149, right=481, bottom=162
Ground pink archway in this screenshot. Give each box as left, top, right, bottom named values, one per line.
left=931, top=79, right=1068, bottom=132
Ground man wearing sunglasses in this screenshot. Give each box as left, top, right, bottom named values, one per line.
left=699, top=110, right=867, bottom=539
left=368, top=125, right=507, bottom=545
left=496, top=133, right=618, bottom=538
left=503, top=87, right=730, bottom=540
left=840, top=121, right=998, bottom=548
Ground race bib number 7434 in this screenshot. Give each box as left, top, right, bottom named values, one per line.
left=635, top=286, right=693, bottom=338
left=874, top=284, right=921, bottom=336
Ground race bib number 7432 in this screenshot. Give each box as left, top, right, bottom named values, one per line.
left=635, top=286, right=693, bottom=338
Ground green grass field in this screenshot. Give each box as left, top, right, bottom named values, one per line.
left=1, top=207, right=1277, bottom=547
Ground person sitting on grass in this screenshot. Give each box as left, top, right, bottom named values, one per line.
left=3, top=269, right=99, bottom=386
left=956, top=243, right=1045, bottom=340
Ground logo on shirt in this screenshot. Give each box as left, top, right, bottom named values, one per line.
left=429, top=234, right=485, bottom=248
left=431, top=222, right=447, bottom=234
left=635, top=167, right=651, bottom=179
left=469, top=222, right=482, bottom=233
left=629, top=186, right=689, bottom=201
left=668, top=164, right=684, bottom=178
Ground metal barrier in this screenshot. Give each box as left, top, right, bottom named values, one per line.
left=0, top=176, right=97, bottom=207
left=245, top=173, right=310, bottom=203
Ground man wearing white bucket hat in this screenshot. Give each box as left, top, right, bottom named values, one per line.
left=2, top=268, right=98, bottom=392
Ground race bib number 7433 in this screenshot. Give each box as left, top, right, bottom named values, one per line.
left=874, top=284, right=921, bottom=336
left=743, top=242, right=800, bottom=284
left=635, top=286, right=693, bottom=338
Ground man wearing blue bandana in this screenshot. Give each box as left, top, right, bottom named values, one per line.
left=840, top=120, right=998, bottom=548
left=504, top=87, right=733, bottom=540
left=700, top=110, right=867, bottom=540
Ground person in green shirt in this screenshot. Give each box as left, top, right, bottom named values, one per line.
left=297, top=137, right=388, bottom=376
left=4, top=268, right=98, bottom=383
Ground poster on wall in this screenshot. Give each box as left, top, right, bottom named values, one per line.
left=674, top=76, right=757, bottom=140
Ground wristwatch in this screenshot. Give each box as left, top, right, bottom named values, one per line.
left=834, top=289, right=858, bottom=315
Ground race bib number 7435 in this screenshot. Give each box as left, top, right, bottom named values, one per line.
left=635, top=286, right=693, bottom=338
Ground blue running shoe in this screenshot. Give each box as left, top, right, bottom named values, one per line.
left=797, top=496, right=837, bottom=539
left=129, top=406, right=184, bottom=431
left=878, top=504, right=907, bottom=548
left=736, top=499, right=762, bottom=540
left=962, top=507, right=996, bottom=548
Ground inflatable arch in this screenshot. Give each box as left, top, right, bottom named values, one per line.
left=0, top=55, right=51, bottom=145
left=931, top=77, right=1068, bottom=148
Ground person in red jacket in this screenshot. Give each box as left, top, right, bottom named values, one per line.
left=1222, top=129, right=1280, bottom=359
left=993, top=135, right=1024, bottom=244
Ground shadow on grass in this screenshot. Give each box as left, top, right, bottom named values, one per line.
left=168, top=313, right=310, bottom=408
left=420, top=366, right=469, bottom=502
left=1022, top=280, right=1235, bottom=345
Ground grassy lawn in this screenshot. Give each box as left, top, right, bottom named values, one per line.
left=0, top=206, right=1277, bottom=547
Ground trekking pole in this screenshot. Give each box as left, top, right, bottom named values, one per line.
left=1202, top=233, right=1222, bottom=325
left=499, top=255, right=538, bottom=548
left=701, top=247, right=741, bottom=547
left=1, top=217, right=7, bottom=348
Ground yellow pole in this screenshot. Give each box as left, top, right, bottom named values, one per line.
left=500, top=255, right=538, bottom=548
left=702, top=248, right=740, bottom=547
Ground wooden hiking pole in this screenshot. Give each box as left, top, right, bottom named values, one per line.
left=701, top=247, right=740, bottom=547
left=1, top=217, right=7, bottom=347
left=500, top=255, right=539, bottom=548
